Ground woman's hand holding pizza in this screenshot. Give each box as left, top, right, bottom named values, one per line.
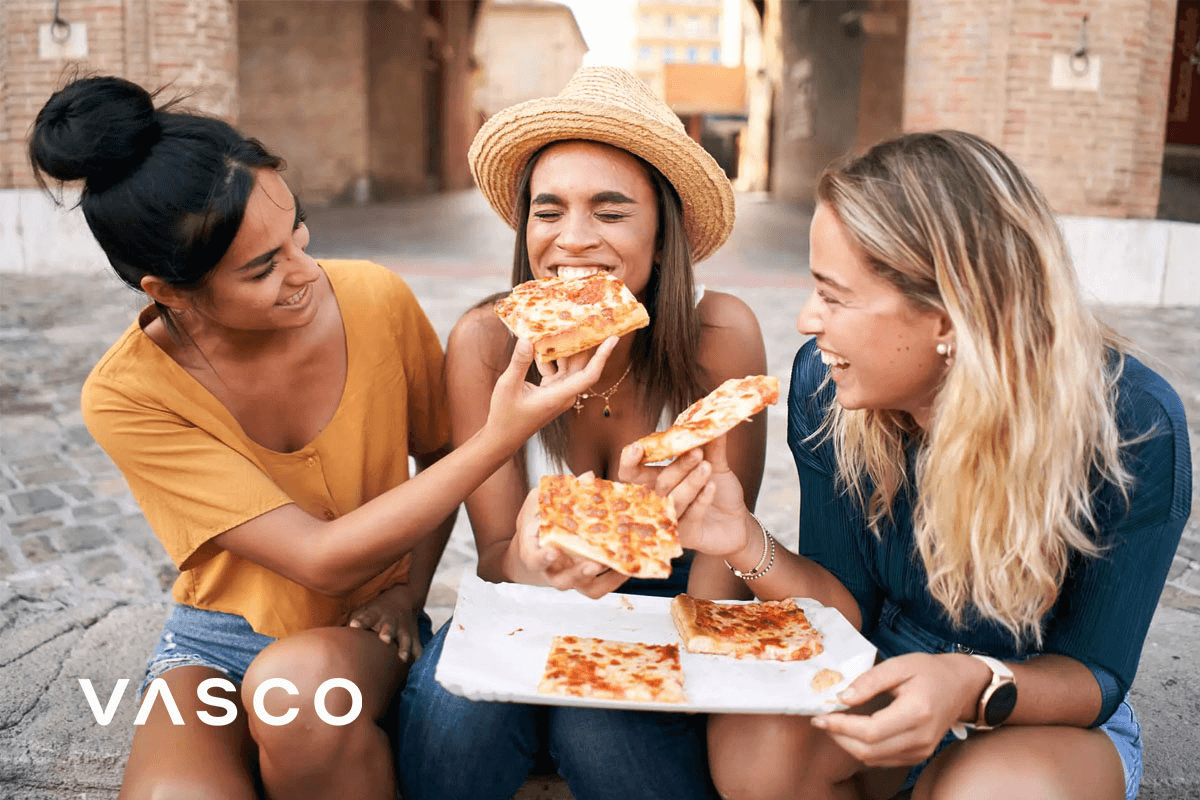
left=618, top=435, right=753, bottom=559
left=486, top=337, right=618, bottom=449
left=505, top=478, right=629, bottom=599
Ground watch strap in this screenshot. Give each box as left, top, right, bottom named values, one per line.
left=950, top=653, right=1016, bottom=740
left=971, top=654, right=1016, bottom=730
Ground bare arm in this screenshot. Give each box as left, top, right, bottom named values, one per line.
left=347, top=445, right=458, bottom=659
left=445, top=309, right=531, bottom=584
left=446, top=309, right=628, bottom=597
left=399, top=444, right=459, bottom=606
left=688, top=291, right=768, bottom=601
left=213, top=336, right=616, bottom=597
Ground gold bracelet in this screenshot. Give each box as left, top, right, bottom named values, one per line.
left=725, top=513, right=776, bottom=580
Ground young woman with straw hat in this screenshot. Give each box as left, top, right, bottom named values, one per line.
left=395, top=67, right=766, bottom=800
left=626, top=131, right=1190, bottom=800
left=28, top=75, right=616, bottom=800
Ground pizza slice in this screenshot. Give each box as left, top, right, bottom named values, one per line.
left=635, top=375, right=780, bottom=463
left=538, top=474, right=682, bottom=579
left=494, top=273, right=650, bottom=363
left=537, top=635, right=687, bottom=703
left=670, top=594, right=824, bottom=661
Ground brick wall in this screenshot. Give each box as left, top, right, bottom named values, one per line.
left=1, top=0, right=236, bottom=190
left=474, top=6, right=587, bottom=117
left=366, top=0, right=430, bottom=200
left=905, top=0, right=1176, bottom=218
left=853, top=0, right=908, bottom=154
left=237, top=1, right=369, bottom=203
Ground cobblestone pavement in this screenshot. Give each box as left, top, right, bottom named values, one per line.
left=1, top=190, right=1197, bottom=798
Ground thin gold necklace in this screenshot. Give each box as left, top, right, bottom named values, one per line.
left=574, top=363, right=632, bottom=417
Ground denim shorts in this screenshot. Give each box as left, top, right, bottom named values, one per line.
left=871, top=602, right=1142, bottom=800
left=139, top=604, right=275, bottom=697
left=140, top=604, right=437, bottom=698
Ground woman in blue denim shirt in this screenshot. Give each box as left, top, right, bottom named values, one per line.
left=631, top=131, right=1190, bottom=800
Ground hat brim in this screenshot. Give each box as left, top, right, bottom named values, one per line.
left=469, top=98, right=735, bottom=264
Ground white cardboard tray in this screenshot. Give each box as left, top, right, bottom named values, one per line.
left=435, top=573, right=877, bottom=715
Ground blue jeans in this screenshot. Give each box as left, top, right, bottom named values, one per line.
left=395, top=556, right=716, bottom=800
left=872, top=601, right=1143, bottom=800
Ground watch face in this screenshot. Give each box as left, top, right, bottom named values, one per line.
left=984, top=682, right=1018, bottom=727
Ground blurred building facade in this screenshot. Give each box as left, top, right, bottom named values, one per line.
left=2, top=0, right=485, bottom=203
left=750, top=0, right=1181, bottom=221
left=633, top=0, right=726, bottom=98
left=633, top=1, right=747, bottom=178
left=473, top=0, right=587, bottom=118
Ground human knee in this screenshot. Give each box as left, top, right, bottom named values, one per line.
left=921, top=750, right=1065, bottom=800
left=122, top=772, right=255, bottom=800
left=710, top=757, right=798, bottom=800
left=708, top=715, right=827, bottom=800
left=242, top=630, right=369, bottom=754
left=244, top=628, right=357, bottom=698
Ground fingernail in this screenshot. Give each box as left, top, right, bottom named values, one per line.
left=811, top=716, right=827, bottom=728
left=839, top=687, right=856, bottom=701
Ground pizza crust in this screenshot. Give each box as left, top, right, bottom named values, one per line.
left=637, top=375, right=780, bottom=463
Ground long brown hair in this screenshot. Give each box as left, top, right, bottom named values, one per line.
left=503, top=141, right=709, bottom=467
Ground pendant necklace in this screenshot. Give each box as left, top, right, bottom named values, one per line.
left=574, top=363, right=632, bottom=417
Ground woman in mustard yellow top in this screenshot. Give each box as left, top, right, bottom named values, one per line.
left=29, top=76, right=614, bottom=800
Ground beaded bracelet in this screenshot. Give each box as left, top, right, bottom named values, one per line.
left=725, top=513, right=777, bottom=580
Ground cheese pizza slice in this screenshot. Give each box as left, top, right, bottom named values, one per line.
left=635, top=375, right=780, bottom=463
left=494, top=273, right=650, bottom=363
left=670, top=594, right=824, bottom=661
left=537, top=474, right=681, bottom=579
left=537, top=635, right=687, bottom=704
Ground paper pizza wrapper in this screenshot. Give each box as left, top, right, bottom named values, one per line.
left=436, top=573, right=877, bottom=715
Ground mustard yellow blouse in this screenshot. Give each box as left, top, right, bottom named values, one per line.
left=82, top=260, right=450, bottom=638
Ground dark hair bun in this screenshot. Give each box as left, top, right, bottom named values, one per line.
left=29, top=76, right=161, bottom=189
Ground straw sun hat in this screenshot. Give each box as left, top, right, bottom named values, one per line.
left=468, top=66, right=736, bottom=264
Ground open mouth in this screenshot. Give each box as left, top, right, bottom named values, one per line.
left=277, top=283, right=310, bottom=307
left=818, top=349, right=850, bottom=371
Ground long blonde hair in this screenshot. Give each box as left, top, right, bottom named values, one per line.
left=817, top=131, right=1131, bottom=645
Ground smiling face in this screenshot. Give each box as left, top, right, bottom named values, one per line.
left=525, top=140, right=659, bottom=297
left=187, top=169, right=323, bottom=332
left=797, top=204, right=951, bottom=427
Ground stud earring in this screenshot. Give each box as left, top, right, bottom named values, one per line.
left=936, top=342, right=955, bottom=366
